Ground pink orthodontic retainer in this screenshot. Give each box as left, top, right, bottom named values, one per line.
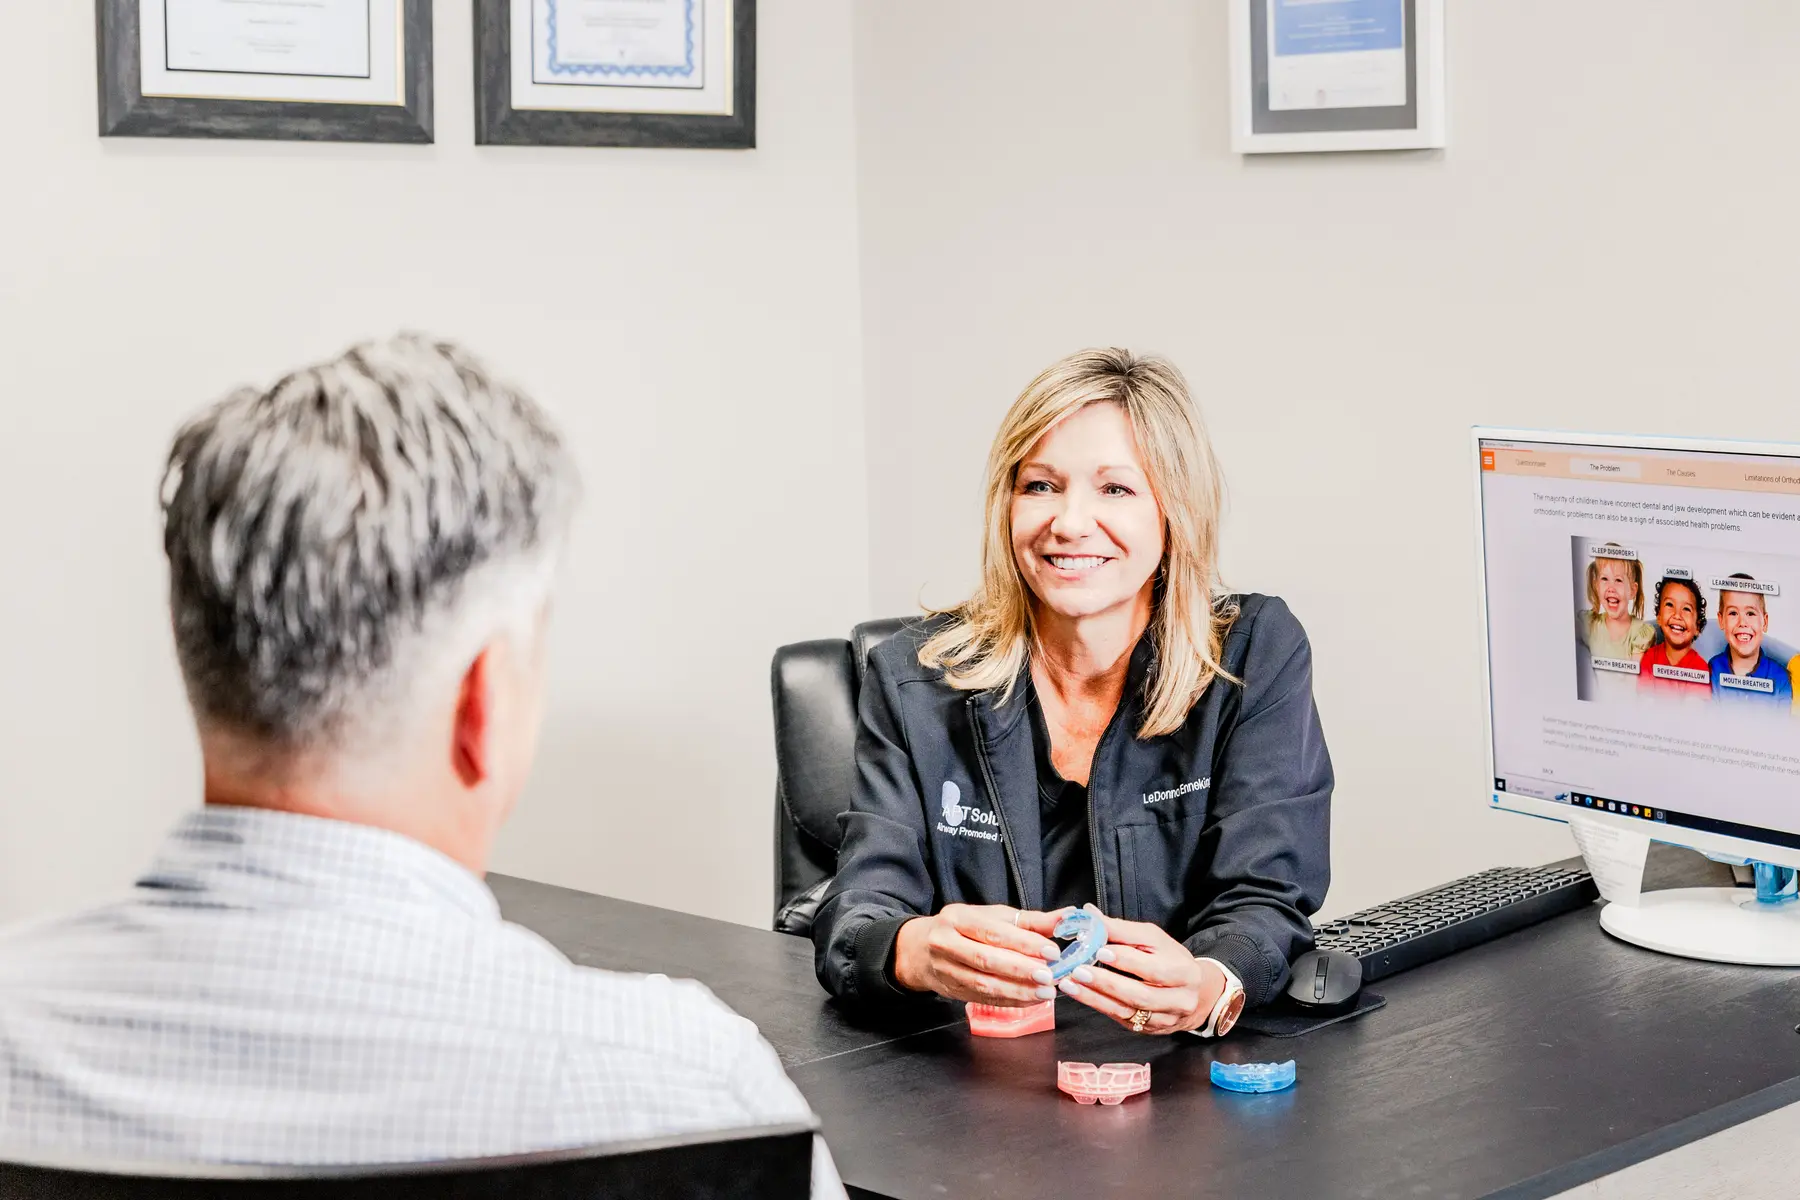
left=1057, top=1061, right=1151, bottom=1105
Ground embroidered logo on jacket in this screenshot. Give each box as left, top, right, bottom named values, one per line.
left=937, top=781, right=999, bottom=841
left=940, top=780, right=968, bottom=826
left=1143, top=777, right=1210, bottom=805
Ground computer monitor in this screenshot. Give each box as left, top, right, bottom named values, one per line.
left=1474, top=428, right=1800, bottom=966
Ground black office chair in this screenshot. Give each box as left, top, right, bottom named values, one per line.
left=771, top=617, right=911, bottom=936
left=0, top=1123, right=815, bottom=1199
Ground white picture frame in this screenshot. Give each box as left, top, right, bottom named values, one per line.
left=1229, top=0, right=1445, bottom=155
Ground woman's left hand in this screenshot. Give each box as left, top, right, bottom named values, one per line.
left=1054, top=910, right=1225, bottom=1035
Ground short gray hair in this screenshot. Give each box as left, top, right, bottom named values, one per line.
left=160, top=334, right=579, bottom=749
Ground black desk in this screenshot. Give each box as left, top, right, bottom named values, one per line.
left=486, top=875, right=959, bottom=1067
left=492, top=850, right=1800, bottom=1200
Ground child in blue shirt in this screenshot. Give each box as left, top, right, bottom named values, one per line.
left=1708, top=575, right=1793, bottom=707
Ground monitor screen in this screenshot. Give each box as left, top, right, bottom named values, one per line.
left=1477, top=432, right=1800, bottom=858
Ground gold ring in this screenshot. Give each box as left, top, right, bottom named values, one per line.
left=1130, top=1008, right=1150, bottom=1033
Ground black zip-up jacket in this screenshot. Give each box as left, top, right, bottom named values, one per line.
left=811, top=594, right=1332, bottom=1011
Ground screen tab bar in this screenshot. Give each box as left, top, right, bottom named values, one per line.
left=1480, top=444, right=1800, bottom=497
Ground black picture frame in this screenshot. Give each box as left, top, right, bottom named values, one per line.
left=96, top=0, right=433, bottom=143
left=474, top=0, right=755, bottom=149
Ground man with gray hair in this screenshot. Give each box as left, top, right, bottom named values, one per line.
left=0, top=334, right=842, bottom=1196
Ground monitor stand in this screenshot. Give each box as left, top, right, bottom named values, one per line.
left=1600, top=863, right=1800, bottom=966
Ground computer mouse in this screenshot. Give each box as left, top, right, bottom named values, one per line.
left=1284, top=948, right=1363, bottom=1014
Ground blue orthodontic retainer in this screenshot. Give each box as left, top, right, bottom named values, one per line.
left=1211, top=1060, right=1297, bottom=1094
left=1047, top=907, right=1107, bottom=983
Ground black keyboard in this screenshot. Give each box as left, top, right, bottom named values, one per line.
left=1311, top=865, right=1599, bottom=983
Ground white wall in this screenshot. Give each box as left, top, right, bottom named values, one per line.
left=851, top=0, right=1800, bottom=916
left=0, top=0, right=869, bottom=927
left=10, top=0, right=1800, bottom=933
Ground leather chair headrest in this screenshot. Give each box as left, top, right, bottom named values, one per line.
left=850, top=618, right=910, bottom=694
left=770, top=639, right=859, bottom=850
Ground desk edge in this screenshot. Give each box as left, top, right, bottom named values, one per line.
left=1489, top=1073, right=1800, bottom=1200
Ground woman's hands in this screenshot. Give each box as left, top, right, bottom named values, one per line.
left=893, top=903, right=1228, bottom=1032
left=1054, top=910, right=1226, bottom=1035
left=893, top=904, right=1065, bottom=1006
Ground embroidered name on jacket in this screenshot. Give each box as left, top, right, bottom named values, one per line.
left=1143, top=777, right=1210, bottom=805
left=937, top=781, right=1000, bottom=842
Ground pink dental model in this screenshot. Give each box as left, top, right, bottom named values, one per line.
left=966, top=999, right=1056, bottom=1038
left=1057, top=1061, right=1150, bottom=1105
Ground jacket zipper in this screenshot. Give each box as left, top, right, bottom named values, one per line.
left=1086, top=708, right=1122, bottom=916
left=968, top=696, right=1029, bottom=908
left=1087, top=643, right=1156, bottom=917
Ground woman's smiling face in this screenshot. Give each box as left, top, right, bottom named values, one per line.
left=1010, top=402, right=1165, bottom=623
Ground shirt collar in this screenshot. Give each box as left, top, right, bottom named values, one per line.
left=1713, top=649, right=1775, bottom=675
left=138, top=806, right=500, bottom=921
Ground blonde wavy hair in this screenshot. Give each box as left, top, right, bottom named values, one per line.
left=918, top=348, right=1237, bottom=738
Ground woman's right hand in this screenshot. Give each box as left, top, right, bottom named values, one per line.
left=892, top=904, right=1066, bottom=1005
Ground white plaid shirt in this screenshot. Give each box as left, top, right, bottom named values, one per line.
left=0, top=806, right=841, bottom=1197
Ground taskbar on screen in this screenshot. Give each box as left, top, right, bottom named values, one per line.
left=1494, top=776, right=1800, bottom=854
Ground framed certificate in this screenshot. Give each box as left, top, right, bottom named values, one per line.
left=475, top=0, right=755, bottom=148
left=97, top=0, right=433, bottom=143
left=1229, top=0, right=1445, bottom=154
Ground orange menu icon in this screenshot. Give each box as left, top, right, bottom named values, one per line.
left=1481, top=449, right=1497, bottom=471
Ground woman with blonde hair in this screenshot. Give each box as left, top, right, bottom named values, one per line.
left=812, top=349, right=1332, bottom=1039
